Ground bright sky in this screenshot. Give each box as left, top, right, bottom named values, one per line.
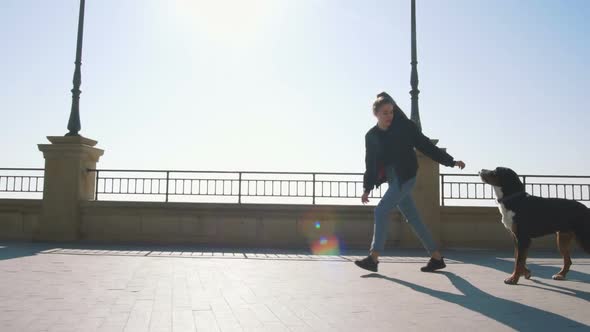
left=1, top=0, right=589, bottom=176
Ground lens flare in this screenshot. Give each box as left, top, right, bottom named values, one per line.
left=311, top=235, right=340, bottom=255
left=301, top=209, right=342, bottom=256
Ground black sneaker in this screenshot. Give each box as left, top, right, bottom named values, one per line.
left=355, top=256, right=378, bottom=272
left=421, top=257, right=446, bottom=272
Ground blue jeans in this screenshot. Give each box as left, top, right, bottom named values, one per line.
left=370, top=166, right=438, bottom=254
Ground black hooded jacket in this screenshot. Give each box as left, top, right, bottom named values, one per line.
left=363, top=111, right=455, bottom=193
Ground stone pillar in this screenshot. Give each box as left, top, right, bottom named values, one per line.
left=397, top=142, right=443, bottom=249
left=36, top=136, right=103, bottom=241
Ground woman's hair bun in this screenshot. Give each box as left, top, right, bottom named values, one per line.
left=376, top=92, right=393, bottom=100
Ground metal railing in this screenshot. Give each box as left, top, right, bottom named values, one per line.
left=87, top=169, right=388, bottom=204
left=0, top=168, right=44, bottom=198
left=441, top=173, right=590, bottom=206
left=2, top=167, right=589, bottom=206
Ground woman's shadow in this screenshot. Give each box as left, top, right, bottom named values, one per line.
left=362, top=271, right=589, bottom=330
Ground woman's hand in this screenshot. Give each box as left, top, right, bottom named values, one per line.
left=361, top=192, right=370, bottom=204
left=454, top=160, right=466, bottom=170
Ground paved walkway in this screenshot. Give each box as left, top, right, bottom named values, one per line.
left=1, top=242, right=589, bottom=331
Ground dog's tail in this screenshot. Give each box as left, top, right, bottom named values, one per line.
left=571, top=207, right=590, bottom=253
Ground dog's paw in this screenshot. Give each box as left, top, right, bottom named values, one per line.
left=504, top=275, right=520, bottom=285
left=552, top=274, right=566, bottom=281
left=524, top=268, right=532, bottom=280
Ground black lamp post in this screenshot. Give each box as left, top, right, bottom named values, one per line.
left=66, top=0, right=85, bottom=137
left=410, top=0, right=421, bottom=132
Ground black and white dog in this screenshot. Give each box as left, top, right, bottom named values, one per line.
left=480, top=167, right=590, bottom=285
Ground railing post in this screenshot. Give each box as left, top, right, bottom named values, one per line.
left=312, top=173, right=316, bottom=205
left=165, top=171, right=170, bottom=203
left=238, top=172, right=242, bottom=204
left=94, top=170, right=99, bottom=201
left=441, top=174, right=445, bottom=206
left=522, top=175, right=527, bottom=191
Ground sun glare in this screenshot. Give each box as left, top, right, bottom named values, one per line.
left=174, top=0, right=281, bottom=45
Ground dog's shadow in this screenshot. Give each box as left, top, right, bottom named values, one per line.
left=362, top=271, right=589, bottom=330
left=480, top=255, right=590, bottom=283
left=523, top=279, right=590, bottom=302
left=463, top=255, right=590, bottom=302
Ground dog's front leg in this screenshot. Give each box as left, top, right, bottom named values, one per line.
left=505, top=234, right=531, bottom=285
left=505, top=235, right=521, bottom=285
